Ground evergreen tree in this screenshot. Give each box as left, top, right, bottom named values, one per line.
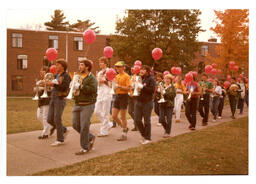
left=44, top=9, right=69, bottom=31
left=69, top=19, right=100, bottom=33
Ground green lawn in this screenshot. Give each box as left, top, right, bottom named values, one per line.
left=7, top=98, right=135, bottom=134
left=33, top=117, right=248, bottom=175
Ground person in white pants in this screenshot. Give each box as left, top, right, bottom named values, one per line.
left=174, top=76, right=186, bottom=123
left=36, top=66, right=53, bottom=139
left=94, top=57, right=113, bottom=137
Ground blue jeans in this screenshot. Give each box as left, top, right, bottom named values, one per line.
left=134, top=101, right=153, bottom=140
left=211, top=96, right=220, bottom=119
left=47, top=96, right=66, bottom=142
left=159, top=103, right=173, bottom=134
left=72, top=104, right=95, bottom=150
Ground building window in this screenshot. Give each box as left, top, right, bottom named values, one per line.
left=201, top=45, right=208, bottom=57
left=11, top=75, right=23, bottom=91
left=78, top=57, right=87, bottom=70
left=12, top=33, right=22, bottom=48
left=17, top=55, right=28, bottom=70
left=48, top=35, right=58, bottom=49
left=74, top=37, right=83, bottom=51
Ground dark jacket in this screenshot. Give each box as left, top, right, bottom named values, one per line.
left=74, top=73, right=98, bottom=106
left=137, top=74, right=156, bottom=103
left=163, top=84, right=176, bottom=108
left=52, top=72, right=71, bottom=97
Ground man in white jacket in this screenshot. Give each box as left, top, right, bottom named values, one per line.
left=95, top=57, right=113, bottom=137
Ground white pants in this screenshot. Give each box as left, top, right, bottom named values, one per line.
left=37, top=105, right=52, bottom=136
left=174, top=94, right=184, bottom=120
left=94, top=98, right=112, bottom=135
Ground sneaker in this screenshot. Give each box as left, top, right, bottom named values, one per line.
left=38, top=135, right=48, bottom=139
left=218, top=116, right=222, bottom=119
left=75, top=149, right=89, bottom=155
left=139, top=138, right=145, bottom=144
left=157, top=123, right=162, bottom=126
left=163, top=133, right=170, bottom=138
left=141, top=139, right=152, bottom=145
left=131, top=127, right=138, bottom=131
left=51, top=141, right=64, bottom=146
left=117, top=134, right=127, bottom=141
left=90, top=136, right=96, bottom=151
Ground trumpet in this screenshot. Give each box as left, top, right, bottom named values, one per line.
left=66, top=72, right=82, bottom=100
left=187, top=87, right=194, bottom=100
left=32, top=79, right=40, bottom=100
left=41, top=73, right=54, bottom=98
left=133, top=75, right=143, bottom=96
left=158, top=83, right=166, bottom=103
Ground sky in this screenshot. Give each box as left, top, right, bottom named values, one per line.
left=6, top=9, right=219, bottom=42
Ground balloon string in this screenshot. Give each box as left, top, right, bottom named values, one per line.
left=85, top=45, right=91, bottom=57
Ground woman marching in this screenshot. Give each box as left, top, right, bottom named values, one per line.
left=158, top=74, right=176, bottom=138
left=174, top=75, right=186, bottom=123
left=211, top=79, right=222, bottom=122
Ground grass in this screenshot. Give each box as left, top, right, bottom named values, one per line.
left=33, top=117, right=248, bottom=176
left=7, top=98, right=133, bottom=134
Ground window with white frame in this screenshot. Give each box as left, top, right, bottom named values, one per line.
left=17, top=55, right=28, bottom=70
left=48, top=35, right=58, bottom=49
left=201, top=45, right=208, bottom=56
left=74, top=37, right=83, bottom=51
left=12, top=33, right=22, bottom=48
left=11, top=75, right=23, bottom=91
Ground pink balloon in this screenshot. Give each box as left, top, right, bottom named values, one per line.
left=152, top=48, right=163, bottom=61
left=246, top=78, right=248, bottom=83
left=46, top=48, right=58, bottom=61
left=217, top=69, right=222, bottom=74
left=176, top=67, right=182, bottom=75
left=229, top=61, right=235, bottom=67
left=224, top=81, right=230, bottom=88
left=239, top=74, right=244, bottom=78
left=163, top=70, right=170, bottom=77
left=212, top=63, right=217, bottom=68
left=133, top=65, right=141, bottom=74
left=208, top=78, right=214, bottom=83
left=134, top=60, right=142, bottom=67
left=83, top=29, right=96, bottom=44
left=205, top=65, right=213, bottom=74
left=171, top=67, right=176, bottom=75
left=106, top=68, right=116, bottom=81
left=50, top=65, right=56, bottom=74
left=192, top=71, right=198, bottom=78
left=185, top=73, right=193, bottom=82
left=227, top=75, right=231, bottom=81
left=211, top=68, right=217, bottom=75
left=234, top=65, right=239, bottom=71
left=103, top=46, right=114, bottom=58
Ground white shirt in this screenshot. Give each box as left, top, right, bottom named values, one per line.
left=214, top=86, right=222, bottom=96
left=96, top=68, right=112, bottom=101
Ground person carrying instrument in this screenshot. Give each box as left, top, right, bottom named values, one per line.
left=46, top=59, right=71, bottom=146
left=211, top=79, right=222, bottom=122
left=174, top=76, right=186, bottom=123
left=72, top=59, right=98, bottom=155
left=227, top=77, right=241, bottom=119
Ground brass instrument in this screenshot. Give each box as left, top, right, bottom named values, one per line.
left=133, top=75, right=143, bottom=96
left=32, top=79, right=41, bottom=100
left=41, top=73, right=54, bottom=98
left=158, top=83, right=166, bottom=103
left=66, top=72, right=83, bottom=100
left=187, top=87, right=194, bottom=100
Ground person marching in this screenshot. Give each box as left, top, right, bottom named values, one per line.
left=36, top=66, right=53, bottom=139
left=46, top=59, right=71, bottom=146
left=217, top=81, right=226, bottom=119
left=185, top=75, right=201, bottom=130
left=94, top=57, right=113, bottom=137
left=72, top=59, right=98, bottom=155
left=112, top=61, right=131, bottom=141
left=198, top=73, right=214, bottom=126
left=154, top=72, right=163, bottom=126
left=211, top=79, right=222, bottom=122
left=134, top=65, right=156, bottom=144
left=174, top=75, right=186, bottom=123
left=227, top=77, right=241, bottom=119
left=237, top=78, right=246, bottom=114
left=158, top=74, right=176, bottom=138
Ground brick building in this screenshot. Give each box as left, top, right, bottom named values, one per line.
left=7, top=28, right=219, bottom=96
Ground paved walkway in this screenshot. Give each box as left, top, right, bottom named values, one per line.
left=7, top=106, right=248, bottom=176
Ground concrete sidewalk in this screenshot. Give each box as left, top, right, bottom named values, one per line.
left=7, top=106, right=248, bottom=176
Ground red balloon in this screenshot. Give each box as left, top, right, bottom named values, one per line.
left=234, top=65, right=239, bottom=71
left=239, top=74, right=244, bottom=78
left=50, top=65, right=56, bottom=74
left=103, top=46, right=114, bottom=58
left=185, top=73, right=193, bottom=82
left=171, top=67, right=176, bottom=75
left=227, top=75, right=231, bottom=81
left=83, top=29, right=96, bottom=44
left=246, top=78, right=248, bottom=83
left=163, top=70, right=170, bottom=77
left=208, top=78, right=214, bottom=83
left=134, top=60, right=142, bottom=67
left=229, top=61, right=235, bottom=67
left=211, top=68, right=217, bottom=75
left=152, top=48, right=163, bottom=61
left=217, top=69, right=222, bottom=74
left=46, top=48, right=58, bottom=61
left=176, top=67, right=182, bottom=75
left=212, top=63, right=217, bottom=68
left=106, top=68, right=116, bottom=81
left=192, top=71, right=198, bottom=78
left=224, top=81, right=230, bottom=88
left=133, top=65, right=141, bottom=74
left=205, top=65, right=213, bottom=74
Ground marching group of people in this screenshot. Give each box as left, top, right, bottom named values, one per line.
left=35, top=57, right=249, bottom=155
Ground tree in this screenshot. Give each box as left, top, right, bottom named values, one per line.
left=209, top=9, right=249, bottom=75
left=69, top=19, right=100, bottom=33
left=110, top=10, right=203, bottom=72
left=44, top=9, right=69, bottom=31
